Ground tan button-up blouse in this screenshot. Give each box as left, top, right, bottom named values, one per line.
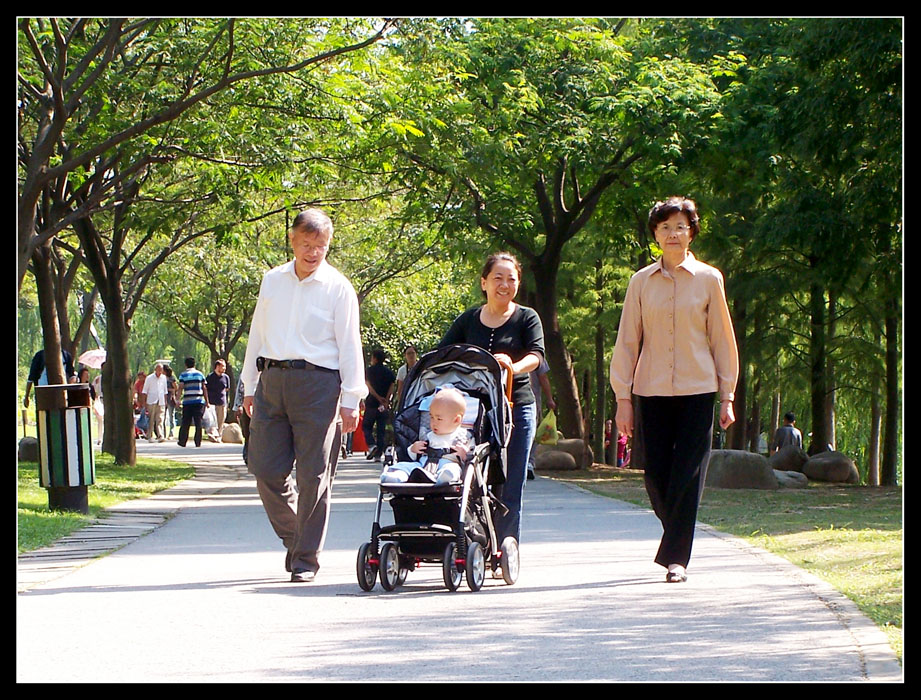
left=609, top=252, right=739, bottom=402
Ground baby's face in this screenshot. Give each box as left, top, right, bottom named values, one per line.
left=429, top=404, right=463, bottom=435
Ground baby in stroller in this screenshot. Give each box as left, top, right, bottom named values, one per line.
left=379, top=387, right=474, bottom=485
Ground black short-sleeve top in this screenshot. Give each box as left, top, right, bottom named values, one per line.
left=439, top=304, right=545, bottom=405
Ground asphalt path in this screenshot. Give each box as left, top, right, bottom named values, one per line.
left=17, top=441, right=901, bottom=683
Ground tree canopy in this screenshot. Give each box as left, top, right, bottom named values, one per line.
left=18, top=17, right=901, bottom=482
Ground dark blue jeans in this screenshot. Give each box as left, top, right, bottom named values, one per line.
left=494, top=401, right=537, bottom=544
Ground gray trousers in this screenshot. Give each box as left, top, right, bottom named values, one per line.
left=248, top=366, right=342, bottom=574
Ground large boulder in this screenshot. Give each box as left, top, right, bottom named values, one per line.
left=555, top=438, right=594, bottom=468
left=774, top=470, right=809, bottom=489
left=768, top=445, right=809, bottom=473
left=803, top=451, right=859, bottom=484
left=18, top=436, right=39, bottom=462
left=705, top=449, right=779, bottom=489
left=534, top=449, right=578, bottom=471
left=221, top=422, right=244, bottom=444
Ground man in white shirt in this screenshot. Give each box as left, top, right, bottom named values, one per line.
left=241, top=209, right=367, bottom=583
left=140, top=363, right=169, bottom=442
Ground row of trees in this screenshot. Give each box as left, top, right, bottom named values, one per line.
left=18, top=18, right=901, bottom=484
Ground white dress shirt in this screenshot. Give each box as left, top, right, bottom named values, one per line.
left=241, top=259, right=368, bottom=410
left=141, top=372, right=169, bottom=405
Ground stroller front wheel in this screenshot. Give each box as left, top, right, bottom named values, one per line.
left=357, top=542, right=377, bottom=591
left=442, top=542, right=463, bottom=591
left=379, top=542, right=402, bottom=591
left=466, top=541, right=486, bottom=592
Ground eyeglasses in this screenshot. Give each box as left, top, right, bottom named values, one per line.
left=293, top=243, right=329, bottom=255
left=656, top=224, right=691, bottom=235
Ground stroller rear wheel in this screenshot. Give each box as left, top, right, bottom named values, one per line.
left=442, top=542, right=463, bottom=591
left=356, top=542, right=377, bottom=591
left=499, top=536, right=520, bottom=585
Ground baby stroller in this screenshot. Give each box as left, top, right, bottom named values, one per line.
left=356, top=343, right=517, bottom=592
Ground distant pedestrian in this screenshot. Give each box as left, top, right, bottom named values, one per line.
left=23, top=349, right=75, bottom=408
left=604, top=419, right=614, bottom=465
left=178, top=357, right=209, bottom=447
left=394, top=344, right=419, bottom=409
left=363, top=349, right=395, bottom=461
left=133, top=371, right=147, bottom=411
left=91, top=364, right=105, bottom=445
left=205, top=359, right=231, bottom=435
left=163, top=365, right=178, bottom=439
left=770, top=411, right=803, bottom=456
left=617, top=432, right=629, bottom=468
left=140, top=363, right=169, bottom=442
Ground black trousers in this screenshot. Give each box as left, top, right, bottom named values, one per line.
left=635, top=393, right=715, bottom=569
left=362, top=400, right=388, bottom=451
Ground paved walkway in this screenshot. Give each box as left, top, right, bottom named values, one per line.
left=17, top=441, right=901, bottom=683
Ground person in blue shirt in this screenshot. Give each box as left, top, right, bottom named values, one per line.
left=23, top=349, right=76, bottom=408
left=178, top=357, right=210, bottom=447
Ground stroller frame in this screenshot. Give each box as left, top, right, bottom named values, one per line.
left=356, top=344, right=518, bottom=592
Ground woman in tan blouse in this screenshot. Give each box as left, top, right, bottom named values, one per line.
left=610, top=196, right=739, bottom=584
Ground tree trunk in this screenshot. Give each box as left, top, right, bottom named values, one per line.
left=824, top=289, right=837, bottom=449
left=530, top=260, right=584, bottom=439
left=880, top=297, right=900, bottom=485
left=100, top=286, right=136, bottom=466
left=74, top=289, right=100, bottom=356
left=807, top=272, right=830, bottom=455
left=868, top=365, right=881, bottom=487
left=770, top=389, right=781, bottom=444
left=593, top=262, right=607, bottom=466
left=748, top=391, right=761, bottom=454
left=32, top=242, right=67, bottom=385
left=727, top=298, right=747, bottom=450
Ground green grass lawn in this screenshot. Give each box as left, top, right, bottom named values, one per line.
left=546, top=464, right=903, bottom=664
left=17, top=452, right=195, bottom=553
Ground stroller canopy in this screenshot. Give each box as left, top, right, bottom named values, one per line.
left=398, top=344, right=511, bottom=454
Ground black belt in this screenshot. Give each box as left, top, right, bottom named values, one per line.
left=257, top=357, right=336, bottom=373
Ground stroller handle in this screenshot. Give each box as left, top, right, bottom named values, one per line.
left=494, top=356, right=515, bottom=406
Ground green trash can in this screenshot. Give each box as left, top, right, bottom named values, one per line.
left=34, top=383, right=95, bottom=513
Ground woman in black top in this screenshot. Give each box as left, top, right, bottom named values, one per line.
left=440, top=252, right=545, bottom=560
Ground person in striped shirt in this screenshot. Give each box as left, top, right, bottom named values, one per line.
left=178, top=357, right=210, bottom=447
